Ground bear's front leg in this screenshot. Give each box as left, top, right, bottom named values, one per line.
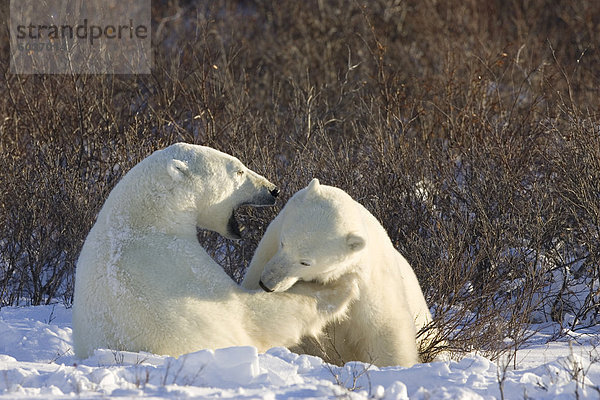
left=290, top=272, right=361, bottom=317
left=242, top=272, right=360, bottom=351
left=365, top=312, right=419, bottom=367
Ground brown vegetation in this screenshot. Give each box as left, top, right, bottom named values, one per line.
left=1, top=0, right=599, bottom=360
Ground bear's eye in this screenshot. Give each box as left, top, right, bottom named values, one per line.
left=300, top=261, right=311, bottom=267
left=236, top=170, right=244, bottom=177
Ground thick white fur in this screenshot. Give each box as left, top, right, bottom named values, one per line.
left=72, top=144, right=358, bottom=359
left=242, top=179, right=433, bottom=367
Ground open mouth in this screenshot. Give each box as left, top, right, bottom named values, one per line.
left=226, top=209, right=243, bottom=240
left=226, top=192, right=277, bottom=240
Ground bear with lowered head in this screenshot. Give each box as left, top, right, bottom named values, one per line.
left=243, top=179, right=433, bottom=367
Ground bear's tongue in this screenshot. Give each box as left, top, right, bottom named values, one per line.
left=227, top=209, right=243, bottom=240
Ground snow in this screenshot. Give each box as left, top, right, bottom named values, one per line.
left=0, top=304, right=598, bottom=399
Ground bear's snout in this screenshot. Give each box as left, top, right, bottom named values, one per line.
left=270, top=187, right=280, bottom=198
left=260, top=264, right=299, bottom=292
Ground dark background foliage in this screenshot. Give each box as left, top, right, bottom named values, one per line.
left=1, top=0, right=599, bottom=360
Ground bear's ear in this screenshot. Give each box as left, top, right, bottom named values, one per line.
left=346, top=233, right=365, bottom=252
left=167, top=159, right=190, bottom=181
left=307, top=178, right=320, bottom=192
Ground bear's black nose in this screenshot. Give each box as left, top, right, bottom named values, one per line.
left=270, top=187, right=280, bottom=198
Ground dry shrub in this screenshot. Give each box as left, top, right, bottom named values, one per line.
left=0, top=0, right=599, bottom=360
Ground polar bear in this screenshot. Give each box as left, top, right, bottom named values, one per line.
left=242, top=179, right=433, bottom=367
left=72, top=144, right=359, bottom=359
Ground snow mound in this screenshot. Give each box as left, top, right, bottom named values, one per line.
left=0, top=304, right=599, bottom=399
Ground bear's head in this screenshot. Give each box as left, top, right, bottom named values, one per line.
left=157, top=143, right=279, bottom=239
left=258, top=179, right=366, bottom=292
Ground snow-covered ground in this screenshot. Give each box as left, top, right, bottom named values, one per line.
left=0, top=304, right=598, bottom=399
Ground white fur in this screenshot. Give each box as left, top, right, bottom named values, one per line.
left=242, top=179, right=433, bottom=367
left=72, top=145, right=358, bottom=359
